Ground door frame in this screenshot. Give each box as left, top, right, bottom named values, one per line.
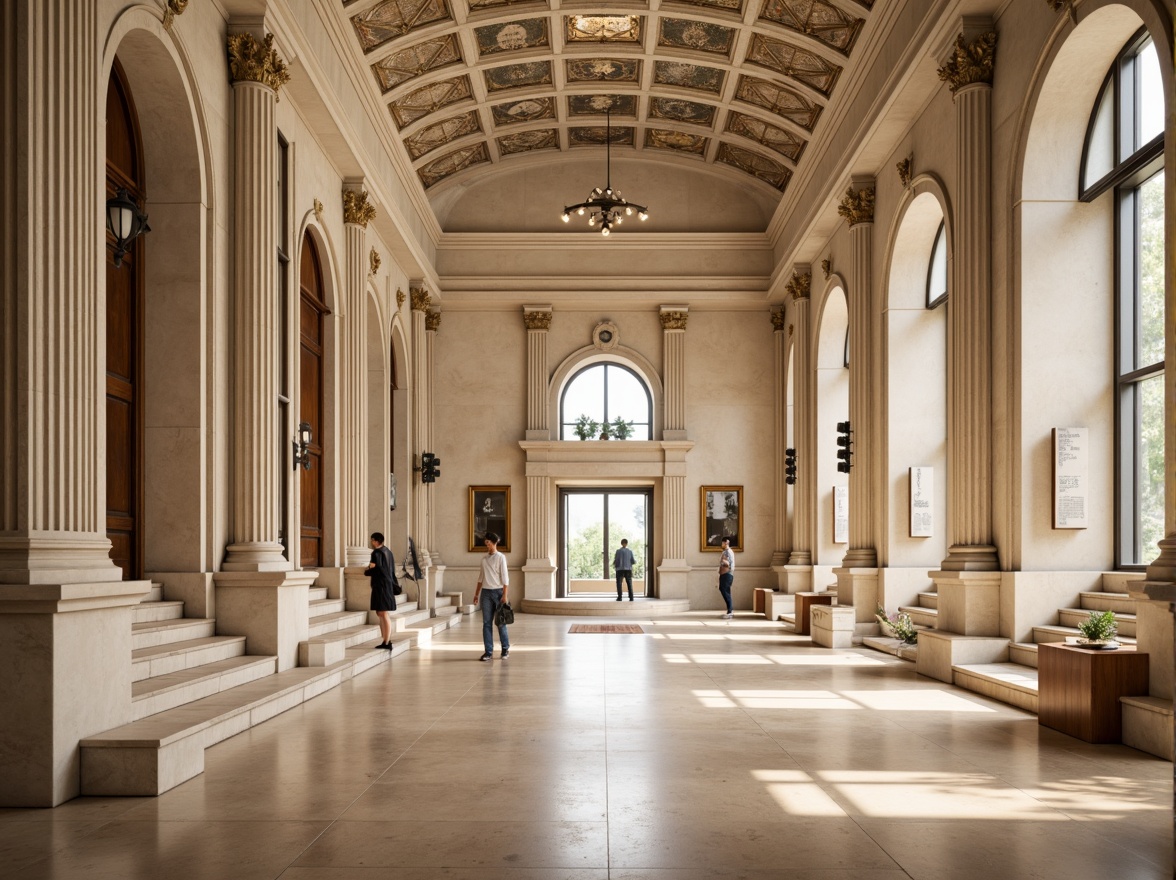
left=557, top=486, right=654, bottom=598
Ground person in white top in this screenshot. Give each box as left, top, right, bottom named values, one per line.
left=718, top=537, right=735, bottom=619
left=474, top=532, right=510, bottom=660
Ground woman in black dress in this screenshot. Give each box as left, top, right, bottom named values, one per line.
left=364, top=532, right=399, bottom=649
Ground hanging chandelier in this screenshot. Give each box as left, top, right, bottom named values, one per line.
left=561, top=107, right=648, bottom=236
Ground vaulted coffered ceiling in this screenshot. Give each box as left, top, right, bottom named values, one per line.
left=335, top=0, right=874, bottom=227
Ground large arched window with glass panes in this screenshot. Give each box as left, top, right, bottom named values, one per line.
left=1081, top=29, right=1165, bottom=566
left=560, top=363, right=652, bottom=441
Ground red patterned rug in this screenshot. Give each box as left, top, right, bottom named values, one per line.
left=569, top=624, right=644, bottom=634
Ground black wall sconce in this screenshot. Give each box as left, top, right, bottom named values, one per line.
left=784, top=447, right=797, bottom=485
left=292, top=421, right=313, bottom=471
left=836, top=421, right=853, bottom=473
left=106, top=186, right=150, bottom=268
left=418, top=452, right=441, bottom=483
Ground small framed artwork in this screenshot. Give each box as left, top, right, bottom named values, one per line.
left=700, top=485, right=743, bottom=551
left=469, top=486, right=511, bottom=552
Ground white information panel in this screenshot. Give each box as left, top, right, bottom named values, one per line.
left=1052, top=427, right=1088, bottom=529
left=833, top=485, right=849, bottom=544
left=909, top=466, right=933, bottom=537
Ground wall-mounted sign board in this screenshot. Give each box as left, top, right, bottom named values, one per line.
left=1053, top=427, right=1088, bottom=529
left=909, top=466, right=933, bottom=537
left=833, top=486, right=849, bottom=544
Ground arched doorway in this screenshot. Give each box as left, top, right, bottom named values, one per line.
left=299, top=234, right=329, bottom=567
left=105, top=59, right=144, bottom=580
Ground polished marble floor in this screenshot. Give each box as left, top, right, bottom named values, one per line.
left=2, top=612, right=1173, bottom=879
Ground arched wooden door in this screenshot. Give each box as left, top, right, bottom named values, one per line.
left=299, top=235, right=329, bottom=566
left=105, top=59, right=144, bottom=580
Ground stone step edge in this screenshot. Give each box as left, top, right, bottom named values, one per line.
left=952, top=662, right=1040, bottom=696
left=1033, top=624, right=1137, bottom=643
left=131, top=618, right=215, bottom=635
left=132, top=635, right=247, bottom=663
left=1120, top=695, right=1174, bottom=716
left=132, top=655, right=277, bottom=703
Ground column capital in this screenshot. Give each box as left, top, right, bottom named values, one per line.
left=342, top=188, right=377, bottom=227
left=837, top=183, right=875, bottom=226
left=659, top=306, right=689, bottom=330
left=425, top=310, right=441, bottom=332
left=410, top=286, right=431, bottom=312
left=785, top=267, right=811, bottom=300
left=523, top=307, right=553, bottom=330
left=770, top=309, right=787, bottom=332
left=226, top=32, right=290, bottom=95
left=937, top=31, right=998, bottom=93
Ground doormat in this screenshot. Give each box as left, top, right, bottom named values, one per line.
left=569, top=624, right=644, bottom=634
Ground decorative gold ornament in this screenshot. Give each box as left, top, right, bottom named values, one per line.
left=425, top=310, right=442, bottom=332
left=820, top=258, right=831, bottom=279
left=785, top=270, right=811, bottom=301
left=343, top=189, right=377, bottom=227
left=659, top=311, right=689, bottom=330
left=770, top=309, right=787, bottom=331
left=369, top=248, right=381, bottom=276
left=788, top=323, right=794, bottom=337
left=410, top=286, right=431, bottom=312
left=396, top=288, right=406, bottom=310
left=162, top=0, right=188, bottom=29
left=897, top=155, right=913, bottom=188
left=227, top=32, right=291, bottom=96
left=523, top=310, right=553, bottom=330
left=936, top=32, right=998, bottom=93
left=1045, top=0, right=1077, bottom=22
left=837, top=184, right=875, bottom=226
left=313, top=199, right=324, bottom=224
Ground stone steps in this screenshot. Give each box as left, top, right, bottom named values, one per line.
left=916, top=591, right=938, bottom=609
left=1008, top=642, right=1039, bottom=668
left=132, top=600, right=185, bottom=624
left=1057, top=607, right=1137, bottom=636
left=1121, top=696, right=1175, bottom=761
left=299, top=623, right=400, bottom=666
left=1078, top=590, right=1139, bottom=614
left=898, top=605, right=938, bottom=628
left=132, top=655, right=277, bottom=721
left=308, top=610, right=370, bottom=638
left=309, top=586, right=329, bottom=601
left=1033, top=623, right=1137, bottom=644
left=952, top=662, right=1039, bottom=713
left=132, top=617, right=216, bottom=650
left=132, top=635, right=248, bottom=683
left=861, top=636, right=918, bottom=661
left=309, top=597, right=346, bottom=617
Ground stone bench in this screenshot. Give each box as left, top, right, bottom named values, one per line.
left=811, top=604, right=855, bottom=648
left=795, top=592, right=834, bottom=635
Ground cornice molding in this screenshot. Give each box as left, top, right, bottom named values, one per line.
left=435, top=232, right=773, bottom=251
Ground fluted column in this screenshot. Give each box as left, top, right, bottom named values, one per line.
left=425, top=309, right=441, bottom=565
left=223, top=31, right=291, bottom=571
left=938, top=27, right=999, bottom=571
left=409, top=287, right=431, bottom=609
left=787, top=270, right=814, bottom=567
left=527, top=475, right=550, bottom=562
left=524, top=307, right=553, bottom=440
left=838, top=179, right=878, bottom=569
left=771, top=309, right=790, bottom=566
left=341, top=187, right=375, bottom=567
left=660, top=307, right=688, bottom=440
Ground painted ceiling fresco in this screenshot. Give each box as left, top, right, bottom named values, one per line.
left=336, top=0, right=873, bottom=197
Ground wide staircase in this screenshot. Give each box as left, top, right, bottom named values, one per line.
left=81, top=580, right=473, bottom=797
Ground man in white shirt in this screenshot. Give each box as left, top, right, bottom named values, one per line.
left=718, top=537, right=735, bottom=619
left=474, top=531, right=510, bottom=660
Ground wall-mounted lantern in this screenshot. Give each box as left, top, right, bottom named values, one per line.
left=292, top=421, right=313, bottom=471
left=106, top=186, right=150, bottom=268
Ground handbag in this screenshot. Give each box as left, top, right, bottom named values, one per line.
left=494, top=601, right=514, bottom=626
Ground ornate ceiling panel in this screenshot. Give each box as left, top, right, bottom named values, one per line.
left=335, top=0, right=876, bottom=199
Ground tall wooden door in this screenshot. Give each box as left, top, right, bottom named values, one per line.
left=105, top=60, right=144, bottom=580
left=299, top=235, right=328, bottom=566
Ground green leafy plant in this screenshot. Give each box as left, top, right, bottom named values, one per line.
left=1077, top=609, right=1118, bottom=642
left=609, top=416, right=634, bottom=440
left=572, top=414, right=599, bottom=441
left=875, top=606, right=918, bottom=644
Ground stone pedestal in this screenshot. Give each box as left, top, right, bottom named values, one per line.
left=811, top=604, right=856, bottom=648
left=834, top=566, right=878, bottom=626
left=213, top=570, right=317, bottom=671
left=149, top=571, right=216, bottom=619
left=933, top=570, right=1001, bottom=635
left=764, top=590, right=795, bottom=623
left=915, top=629, right=1009, bottom=683
left=523, top=561, right=557, bottom=599
left=779, top=564, right=813, bottom=593
left=343, top=566, right=370, bottom=614
left=656, top=562, right=690, bottom=600
left=0, top=581, right=151, bottom=806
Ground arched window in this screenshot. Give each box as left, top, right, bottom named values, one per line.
left=560, top=363, right=652, bottom=440
left=1081, top=30, right=1165, bottom=565
left=926, top=221, right=948, bottom=309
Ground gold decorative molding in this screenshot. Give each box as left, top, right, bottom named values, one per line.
left=1045, top=0, right=1077, bottom=22
left=937, top=32, right=998, bottom=93
left=820, top=258, right=831, bottom=279
left=837, top=184, right=875, bottom=226
left=659, top=311, right=689, bottom=330
left=313, top=199, right=324, bottom=224
left=785, top=270, right=811, bottom=301
left=162, top=0, right=188, bottom=29
left=410, top=286, right=431, bottom=312
left=342, top=189, right=377, bottom=227
left=896, top=155, right=913, bottom=188
left=770, top=309, right=786, bottom=331
left=788, top=323, right=794, bottom=338
left=425, top=310, right=442, bottom=332
left=523, top=310, right=553, bottom=330
left=227, top=32, right=291, bottom=96
left=396, top=288, right=406, bottom=311
left=369, top=248, right=381, bottom=277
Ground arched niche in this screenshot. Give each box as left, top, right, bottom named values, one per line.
left=387, top=317, right=413, bottom=591
left=366, top=287, right=388, bottom=553
left=814, top=283, right=849, bottom=567
left=548, top=345, right=664, bottom=440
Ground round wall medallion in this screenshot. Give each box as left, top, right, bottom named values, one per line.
left=593, top=321, right=619, bottom=351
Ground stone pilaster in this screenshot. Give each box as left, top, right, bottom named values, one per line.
left=837, top=178, right=878, bottom=570
left=341, top=186, right=374, bottom=568
left=222, top=30, right=290, bottom=572
left=786, top=269, right=814, bottom=580
left=410, top=287, right=432, bottom=611
left=659, top=306, right=688, bottom=441
left=523, top=473, right=556, bottom=598
left=524, top=307, right=553, bottom=440
left=424, top=309, right=445, bottom=596
left=771, top=309, right=790, bottom=568
left=0, top=0, right=150, bottom=807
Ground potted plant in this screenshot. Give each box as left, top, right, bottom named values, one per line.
left=599, top=422, right=611, bottom=440
left=572, top=414, right=599, bottom=441
left=609, top=416, right=634, bottom=439
left=1076, top=609, right=1118, bottom=647
left=875, top=605, right=918, bottom=645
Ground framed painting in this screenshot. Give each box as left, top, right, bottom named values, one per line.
left=470, top=486, right=511, bottom=552
left=700, top=485, right=743, bottom=551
